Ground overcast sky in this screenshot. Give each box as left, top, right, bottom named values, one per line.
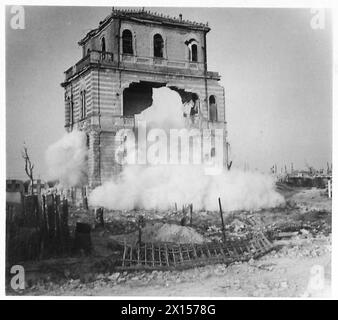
left=6, top=6, right=332, bottom=179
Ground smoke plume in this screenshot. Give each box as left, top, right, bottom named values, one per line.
left=89, top=87, right=284, bottom=211
left=135, top=87, right=186, bottom=129
left=45, top=130, right=88, bottom=187
left=90, top=165, right=283, bottom=211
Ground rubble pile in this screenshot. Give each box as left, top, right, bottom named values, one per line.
left=110, top=222, right=208, bottom=245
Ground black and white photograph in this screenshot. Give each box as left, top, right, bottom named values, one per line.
left=3, top=1, right=335, bottom=299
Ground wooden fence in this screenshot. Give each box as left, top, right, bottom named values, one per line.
left=6, top=194, right=70, bottom=264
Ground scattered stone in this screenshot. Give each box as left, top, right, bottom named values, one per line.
left=69, top=279, right=80, bottom=288
left=108, top=272, right=120, bottom=281
left=117, top=277, right=126, bottom=284
left=96, top=273, right=105, bottom=280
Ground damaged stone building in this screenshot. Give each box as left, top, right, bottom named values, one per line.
left=61, top=8, right=227, bottom=189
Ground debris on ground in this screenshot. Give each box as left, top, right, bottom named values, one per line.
left=7, top=185, right=332, bottom=297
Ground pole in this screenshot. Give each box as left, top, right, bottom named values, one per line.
left=137, top=215, right=145, bottom=246
left=189, top=203, right=193, bottom=226
left=218, top=197, right=226, bottom=243
left=328, top=180, right=332, bottom=199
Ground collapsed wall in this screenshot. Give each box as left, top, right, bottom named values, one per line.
left=63, top=67, right=227, bottom=189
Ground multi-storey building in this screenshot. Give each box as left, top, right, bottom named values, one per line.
left=61, top=8, right=227, bottom=189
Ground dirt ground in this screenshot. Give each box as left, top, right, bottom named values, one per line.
left=22, top=236, right=331, bottom=297
left=8, top=185, right=332, bottom=297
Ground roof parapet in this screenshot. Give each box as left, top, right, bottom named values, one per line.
left=78, top=8, right=210, bottom=46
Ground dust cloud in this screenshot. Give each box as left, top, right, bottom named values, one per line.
left=45, top=130, right=88, bottom=187
left=89, top=87, right=284, bottom=211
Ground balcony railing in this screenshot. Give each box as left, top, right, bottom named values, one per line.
left=64, top=51, right=220, bottom=81
left=110, top=115, right=226, bottom=132
left=64, top=50, right=114, bottom=80
left=111, top=115, right=136, bottom=129
left=121, top=54, right=202, bottom=67
left=120, top=54, right=211, bottom=76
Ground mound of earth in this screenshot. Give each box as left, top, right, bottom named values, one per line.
left=110, top=222, right=208, bottom=245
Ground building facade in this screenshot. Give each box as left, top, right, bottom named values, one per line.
left=61, top=8, right=227, bottom=189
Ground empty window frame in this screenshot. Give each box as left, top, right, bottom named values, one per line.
left=80, top=90, right=87, bottom=119
left=153, top=34, right=164, bottom=58
left=122, top=30, right=133, bottom=54
left=191, top=43, right=198, bottom=62
left=68, top=96, right=74, bottom=124
left=101, top=37, right=106, bottom=52
left=209, top=95, right=217, bottom=121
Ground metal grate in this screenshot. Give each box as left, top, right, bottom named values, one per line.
left=117, top=232, right=273, bottom=271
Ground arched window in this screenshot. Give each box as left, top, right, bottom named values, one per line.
left=66, top=96, right=74, bottom=125
left=80, top=90, right=87, bottom=119
left=87, top=48, right=90, bottom=56
left=101, top=37, right=106, bottom=53
left=209, top=95, right=217, bottom=122
left=68, top=96, right=74, bottom=124
left=186, top=39, right=198, bottom=62
left=153, top=34, right=164, bottom=58
left=122, top=30, right=133, bottom=54
left=191, top=44, right=198, bottom=62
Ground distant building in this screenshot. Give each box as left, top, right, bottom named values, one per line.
left=6, top=179, right=24, bottom=205
left=6, top=179, right=25, bottom=194
left=61, top=8, right=227, bottom=188
left=28, top=179, right=47, bottom=195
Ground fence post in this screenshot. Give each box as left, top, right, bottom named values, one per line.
left=62, top=199, right=70, bottom=253
left=218, top=198, right=226, bottom=244
left=46, top=194, right=56, bottom=255
left=328, top=179, right=332, bottom=199
left=40, top=195, right=47, bottom=259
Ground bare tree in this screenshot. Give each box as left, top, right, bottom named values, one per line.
left=22, top=144, right=34, bottom=194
